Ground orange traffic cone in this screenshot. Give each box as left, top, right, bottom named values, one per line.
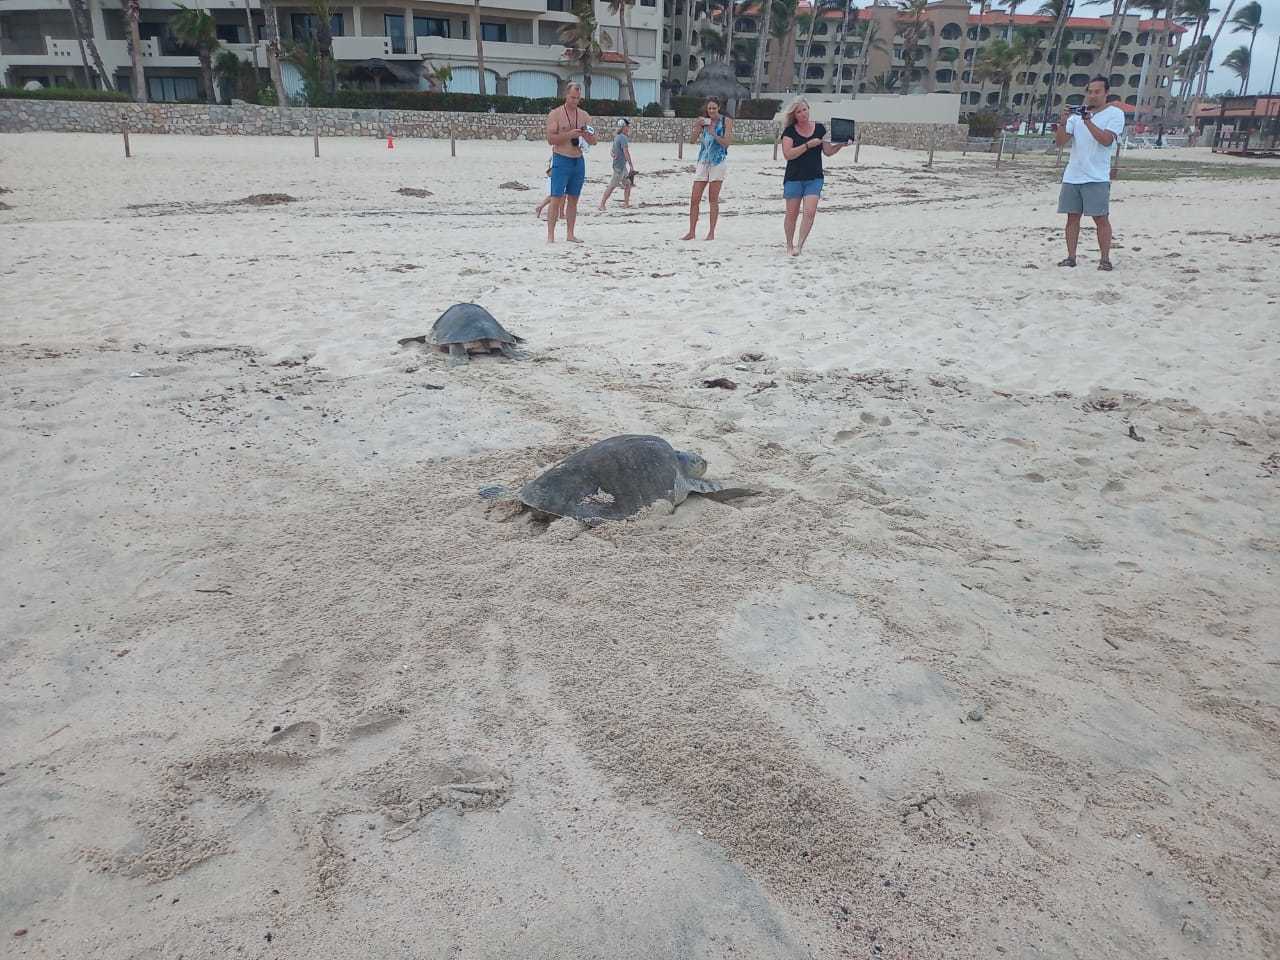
left=387, top=134, right=394, bottom=149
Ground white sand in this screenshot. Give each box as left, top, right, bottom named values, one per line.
left=1, top=132, right=1278, bottom=958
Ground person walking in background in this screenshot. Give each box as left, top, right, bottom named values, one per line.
left=599, top=118, right=637, bottom=211
left=779, top=98, right=849, bottom=257
left=1054, top=76, right=1125, bottom=271
left=535, top=155, right=554, bottom=220
left=545, top=81, right=597, bottom=244
left=680, top=98, right=733, bottom=241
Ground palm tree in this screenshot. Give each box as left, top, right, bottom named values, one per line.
left=867, top=70, right=898, bottom=90
left=1221, top=42, right=1251, bottom=90
left=768, top=0, right=800, bottom=92
left=1004, top=0, right=1025, bottom=40
left=752, top=0, right=775, bottom=95
left=828, top=0, right=856, bottom=93
left=1131, top=0, right=1173, bottom=121
left=561, top=0, right=610, bottom=98
left=607, top=0, right=638, bottom=104
left=797, top=0, right=841, bottom=92
left=855, top=19, right=888, bottom=89
left=259, top=0, right=288, bottom=108
left=1037, top=0, right=1074, bottom=125
left=1228, top=1, right=1261, bottom=91
left=169, top=4, right=221, bottom=103
left=429, top=64, right=453, bottom=91
left=1189, top=0, right=1236, bottom=116
left=123, top=0, right=147, bottom=100
left=973, top=36, right=1030, bottom=107
left=898, top=0, right=931, bottom=94
left=1170, top=0, right=1214, bottom=111
left=67, top=0, right=114, bottom=91
left=723, top=0, right=738, bottom=64
left=469, top=0, right=487, bottom=94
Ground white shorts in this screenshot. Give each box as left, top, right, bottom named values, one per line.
left=693, top=161, right=727, bottom=182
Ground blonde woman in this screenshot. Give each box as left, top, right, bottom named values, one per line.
left=779, top=98, right=849, bottom=256
left=680, top=97, right=734, bottom=241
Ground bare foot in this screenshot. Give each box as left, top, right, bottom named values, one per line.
left=566, top=236, right=584, bottom=244
left=597, top=205, right=605, bottom=212
left=703, top=233, right=716, bottom=241
left=790, top=246, right=803, bottom=257
left=786, top=244, right=796, bottom=256
left=679, top=232, right=696, bottom=240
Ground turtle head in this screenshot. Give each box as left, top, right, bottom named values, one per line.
left=675, top=450, right=708, bottom=479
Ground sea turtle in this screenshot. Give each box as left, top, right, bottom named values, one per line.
left=398, top=303, right=524, bottom=365
left=486, top=435, right=756, bottom=525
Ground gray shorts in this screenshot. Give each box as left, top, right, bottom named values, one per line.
left=608, top=168, right=631, bottom=189
left=1058, top=181, right=1111, bottom=217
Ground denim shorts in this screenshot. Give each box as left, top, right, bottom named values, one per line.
left=550, top=153, right=586, bottom=197
left=783, top=177, right=824, bottom=199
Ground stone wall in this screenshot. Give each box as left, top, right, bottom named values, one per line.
left=0, top=99, right=966, bottom=151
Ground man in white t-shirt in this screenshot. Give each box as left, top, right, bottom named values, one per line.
left=1054, top=76, right=1126, bottom=271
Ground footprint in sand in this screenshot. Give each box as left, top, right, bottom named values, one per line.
left=266, top=719, right=322, bottom=748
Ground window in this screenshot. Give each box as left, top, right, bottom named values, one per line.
left=1013, top=93, right=1024, bottom=105
left=1132, top=52, right=1144, bottom=66
left=811, top=44, right=825, bottom=58
left=806, top=64, right=823, bottom=78
left=148, top=76, right=199, bottom=101
left=1073, top=51, right=1092, bottom=66
left=641, top=0, right=656, bottom=6
left=546, top=0, right=570, bottom=9
left=291, top=13, right=342, bottom=41
left=415, top=17, right=449, bottom=38
left=1066, top=93, right=1083, bottom=105
left=1128, top=73, right=1140, bottom=86
left=986, top=91, right=999, bottom=105
left=816, top=22, right=828, bottom=35
left=1157, top=75, right=1169, bottom=87
left=1125, top=94, right=1137, bottom=105
left=1137, top=31, right=1149, bottom=45
left=941, top=22, right=961, bottom=40
left=481, top=22, right=507, bottom=42
left=1069, top=73, right=1088, bottom=87
left=1113, top=52, right=1128, bottom=66
left=1119, top=31, right=1132, bottom=45
left=214, top=24, right=244, bottom=44
left=936, top=68, right=953, bottom=83
left=1109, top=73, right=1122, bottom=87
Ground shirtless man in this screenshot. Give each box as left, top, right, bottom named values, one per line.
left=545, top=82, right=597, bottom=244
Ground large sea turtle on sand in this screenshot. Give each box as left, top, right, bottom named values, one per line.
left=398, top=303, right=523, bottom=365
left=483, top=435, right=757, bottom=525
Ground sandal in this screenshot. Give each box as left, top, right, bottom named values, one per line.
left=1057, top=256, right=1077, bottom=268
left=1098, top=260, right=1114, bottom=272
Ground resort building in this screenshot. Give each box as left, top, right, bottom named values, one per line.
left=672, top=0, right=1184, bottom=121
left=0, top=0, right=664, bottom=105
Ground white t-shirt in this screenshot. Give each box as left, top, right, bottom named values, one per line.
left=1062, top=105, right=1125, bottom=184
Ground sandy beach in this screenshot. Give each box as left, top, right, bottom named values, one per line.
left=1, top=131, right=1278, bottom=959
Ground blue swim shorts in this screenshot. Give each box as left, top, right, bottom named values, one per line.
left=550, top=153, right=586, bottom=198
left=783, top=177, right=824, bottom=199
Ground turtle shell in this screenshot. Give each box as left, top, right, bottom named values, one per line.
left=430, top=304, right=520, bottom=347
left=519, top=435, right=687, bottom=524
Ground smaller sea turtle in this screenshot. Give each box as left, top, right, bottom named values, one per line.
left=484, top=435, right=757, bottom=525
left=398, top=303, right=524, bottom=365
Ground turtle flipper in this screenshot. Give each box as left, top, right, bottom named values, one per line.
left=448, top=343, right=469, bottom=366
left=397, top=334, right=428, bottom=346
left=686, top=479, right=759, bottom=501
left=498, top=343, right=521, bottom=360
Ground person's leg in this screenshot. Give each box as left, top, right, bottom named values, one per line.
left=565, top=196, right=580, bottom=241
left=598, top=182, right=614, bottom=211
left=1057, top=183, right=1081, bottom=264
left=546, top=196, right=563, bottom=242
left=682, top=180, right=708, bottom=239
left=622, top=181, right=632, bottom=207
left=1064, top=213, right=1082, bottom=261
left=565, top=159, right=585, bottom=242
left=794, top=189, right=821, bottom=255
left=1094, top=215, right=1113, bottom=265
left=784, top=196, right=802, bottom=253
left=547, top=157, right=569, bottom=243
left=705, top=180, right=723, bottom=239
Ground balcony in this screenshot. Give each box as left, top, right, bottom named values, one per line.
left=398, top=0, right=549, bottom=15
left=3, top=35, right=163, bottom=66
left=331, top=36, right=396, bottom=60
left=416, top=34, right=568, bottom=66
left=223, top=43, right=268, bottom=68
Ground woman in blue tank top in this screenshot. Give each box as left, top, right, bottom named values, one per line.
left=680, top=98, right=734, bottom=241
